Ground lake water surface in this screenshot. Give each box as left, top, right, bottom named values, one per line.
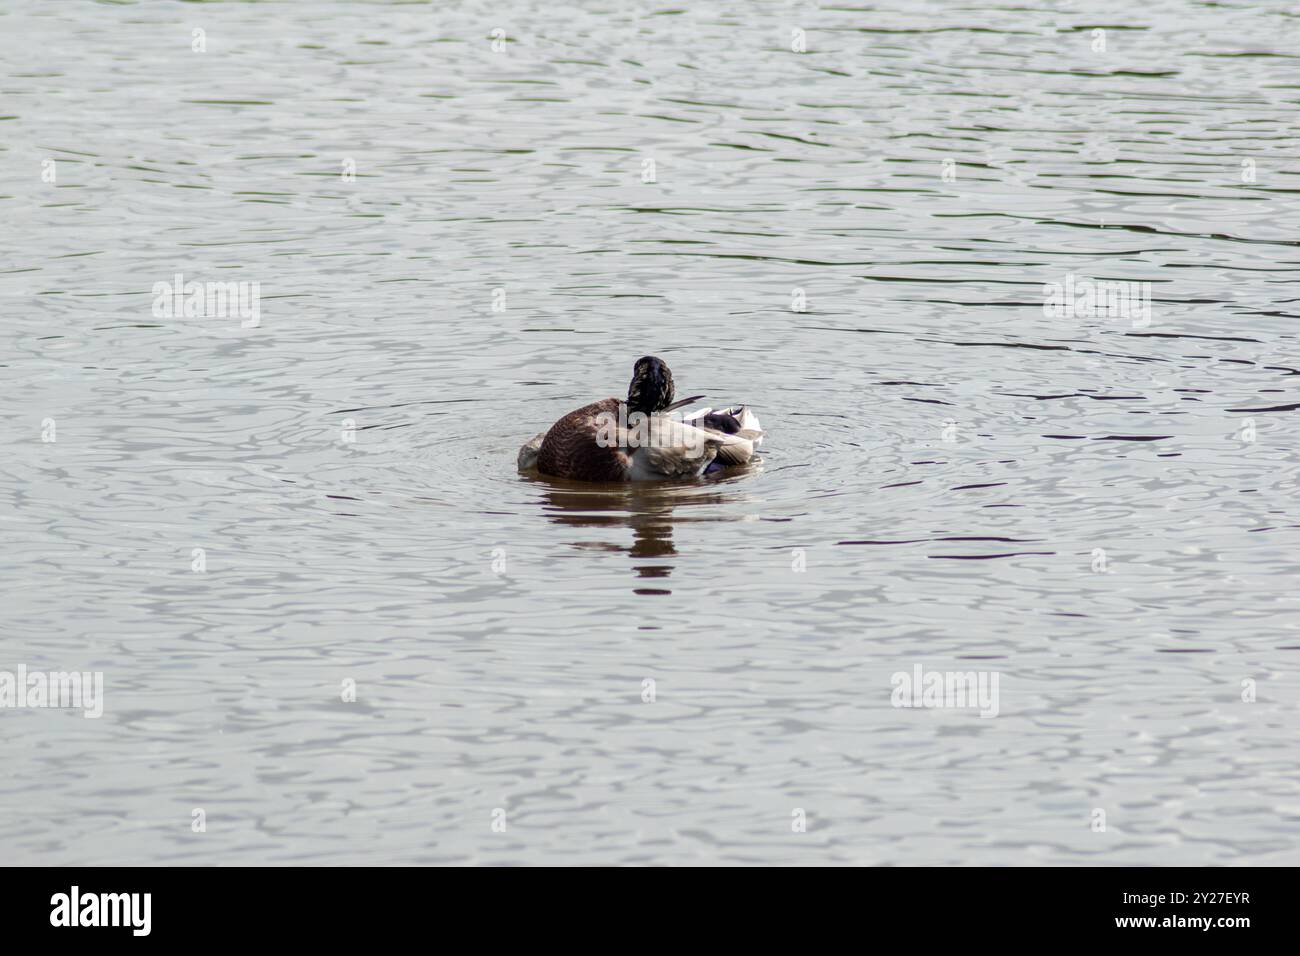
left=2, top=0, right=1299, bottom=865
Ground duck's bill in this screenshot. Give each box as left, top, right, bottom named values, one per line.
left=660, top=394, right=705, bottom=413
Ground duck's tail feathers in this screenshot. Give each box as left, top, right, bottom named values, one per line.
left=517, top=432, right=546, bottom=471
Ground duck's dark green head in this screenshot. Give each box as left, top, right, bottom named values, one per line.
left=627, top=355, right=675, bottom=416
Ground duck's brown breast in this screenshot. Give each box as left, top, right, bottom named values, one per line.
left=536, top=397, right=630, bottom=481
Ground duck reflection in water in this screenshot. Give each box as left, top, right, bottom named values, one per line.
left=524, top=475, right=757, bottom=592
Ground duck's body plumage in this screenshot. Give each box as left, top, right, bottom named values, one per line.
left=518, top=357, right=763, bottom=483
left=535, top=397, right=629, bottom=481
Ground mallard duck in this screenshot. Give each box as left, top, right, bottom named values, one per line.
left=518, top=356, right=763, bottom=482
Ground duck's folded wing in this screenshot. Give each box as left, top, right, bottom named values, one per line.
left=627, top=420, right=728, bottom=479
left=712, top=429, right=759, bottom=466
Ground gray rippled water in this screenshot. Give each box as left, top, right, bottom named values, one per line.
left=2, top=0, right=1298, bottom=865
